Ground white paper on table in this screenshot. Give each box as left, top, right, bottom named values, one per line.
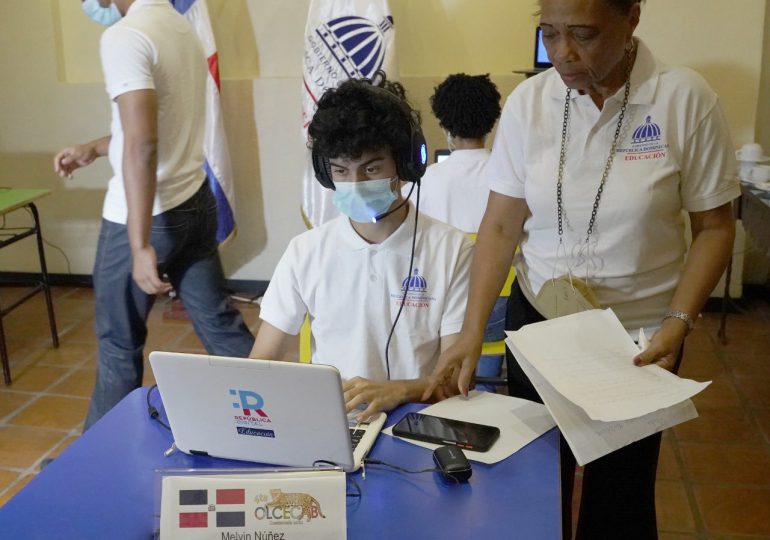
left=508, top=337, right=698, bottom=466
left=506, top=309, right=710, bottom=421
left=383, top=391, right=556, bottom=464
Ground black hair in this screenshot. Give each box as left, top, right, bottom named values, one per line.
left=537, top=0, right=644, bottom=15
left=430, top=73, right=501, bottom=139
left=604, top=0, right=644, bottom=14
left=307, top=71, right=420, bottom=160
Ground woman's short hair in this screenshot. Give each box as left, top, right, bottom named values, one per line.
left=430, top=73, right=501, bottom=139
left=307, top=71, right=419, bottom=160
left=604, top=0, right=644, bottom=14
left=538, top=0, right=643, bottom=15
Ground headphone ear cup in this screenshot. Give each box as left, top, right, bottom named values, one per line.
left=311, top=152, right=335, bottom=190
left=400, top=126, right=428, bottom=184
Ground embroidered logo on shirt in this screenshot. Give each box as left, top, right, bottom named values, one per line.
left=632, top=115, right=662, bottom=144
left=401, top=269, right=427, bottom=292
left=618, top=115, right=669, bottom=161
left=391, top=268, right=434, bottom=308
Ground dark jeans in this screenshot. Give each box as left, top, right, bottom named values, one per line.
left=506, top=280, right=663, bottom=540
left=85, top=182, right=254, bottom=429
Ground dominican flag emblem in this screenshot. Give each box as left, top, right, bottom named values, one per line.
left=178, top=488, right=246, bottom=528
left=171, top=0, right=237, bottom=244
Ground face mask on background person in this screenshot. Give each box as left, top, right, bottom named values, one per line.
left=81, top=0, right=122, bottom=26
left=331, top=178, right=398, bottom=223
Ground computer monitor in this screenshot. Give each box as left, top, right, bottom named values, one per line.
left=434, top=149, right=451, bottom=163
left=534, top=27, right=552, bottom=69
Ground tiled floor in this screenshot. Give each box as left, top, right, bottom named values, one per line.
left=0, top=285, right=261, bottom=508
left=0, top=285, right=769, bottom=539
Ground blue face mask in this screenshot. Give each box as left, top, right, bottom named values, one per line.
left=332, top=178, right=397, bottom=223
left=81, top=0, right=122, bottom=26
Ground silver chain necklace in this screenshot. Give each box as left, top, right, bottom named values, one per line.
left=556, top=48, right=634, bottom=246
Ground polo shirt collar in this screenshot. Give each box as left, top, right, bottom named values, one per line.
left=337, top=200, right=421, bottom=256
left=126, top=0, right=169, bottom=15
left=547, top=37, right=659, bottom=106
left=446, top=148, right=490, bottom=161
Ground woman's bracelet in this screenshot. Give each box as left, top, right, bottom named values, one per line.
left=663, top=310, right=695, bottom=334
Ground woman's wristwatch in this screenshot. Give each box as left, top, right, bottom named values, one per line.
left=663, top=310, right=695, bottom=334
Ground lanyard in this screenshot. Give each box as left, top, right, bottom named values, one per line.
left=555, top=44, right=635, bottom=249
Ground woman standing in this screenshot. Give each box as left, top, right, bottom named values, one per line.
left=425, top=0, right=739, bottom=537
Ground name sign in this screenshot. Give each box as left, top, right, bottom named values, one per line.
left=159, top=469, right=346, bottom=539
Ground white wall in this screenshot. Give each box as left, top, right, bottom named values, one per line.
left=0, top=0, right=766, bottom=283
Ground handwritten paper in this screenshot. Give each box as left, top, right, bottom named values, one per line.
left=506, top=309, right=710, bottom=422
left=509, top=339, right=697, bottom=465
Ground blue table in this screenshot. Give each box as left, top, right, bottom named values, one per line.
left=0, top=388, right=561, bottom=539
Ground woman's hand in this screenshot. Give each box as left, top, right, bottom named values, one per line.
left=422, top=333, right=483, bottom=400
left=632, top=318, right=687, bottom=372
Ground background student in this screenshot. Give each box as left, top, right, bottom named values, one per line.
left=54, top=0, right=254, bottom=429
left=409, top=73, right=505, bottom=389
left=409, top=72, right=501, bottom=235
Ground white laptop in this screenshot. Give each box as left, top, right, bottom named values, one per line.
left=148, top=351, right=386, bottom=472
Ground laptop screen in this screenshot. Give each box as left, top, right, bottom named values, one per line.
left=434, top=149, right=451, bottom=163
left=148, top=351, right=385, bottom=471
left=534, top=27, right=552, bottom=68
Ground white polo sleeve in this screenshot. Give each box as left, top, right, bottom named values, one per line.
left=680, top=96, right=740, bottom=212
left=486, top=96, right=527, bottom=199
left=100, top=25, right=156, bottom=101
left=259, top=239, right=308, bottom=336
left=439, top=235, right=474, bottom=337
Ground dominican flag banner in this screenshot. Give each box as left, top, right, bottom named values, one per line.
left=301, top=0, right=398, bottom=227
left=171, top=0, right=236, bottom=244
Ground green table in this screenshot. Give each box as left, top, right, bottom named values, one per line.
left=0, top=188, right=59, bottom=384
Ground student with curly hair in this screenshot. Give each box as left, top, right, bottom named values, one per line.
left=411, top=73, right=501, bottom=234
left=250, top=74, right=473, bottom=420
left=408, top=74, right=505, bottom=390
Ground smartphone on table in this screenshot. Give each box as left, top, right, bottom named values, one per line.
left=392, top=412, right=500, bottom=452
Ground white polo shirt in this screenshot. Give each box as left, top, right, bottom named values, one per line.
left=406, top=149, right=491, bottom=233
left=487, top=39, right=740, bottom=329
left=99, top=0, right=207, bottom=224
left=259, top=205, right=473, bottom=381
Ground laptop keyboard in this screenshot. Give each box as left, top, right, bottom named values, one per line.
left=349, top=427, right=366, bottom=451
left=348, top=406, right=373, bottom=452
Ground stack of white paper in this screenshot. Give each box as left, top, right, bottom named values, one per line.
left=506, top=308, right=710, bottom=465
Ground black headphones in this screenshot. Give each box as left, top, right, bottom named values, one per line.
left=311, top=84, right=428, bottom=190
